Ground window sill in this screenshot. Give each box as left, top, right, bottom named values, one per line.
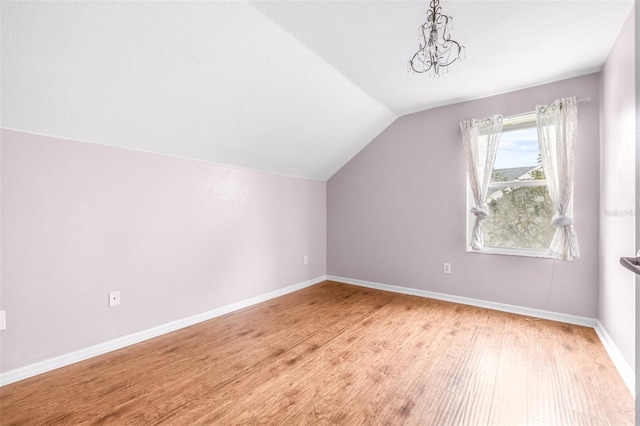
left=467, top=246, right=556, bottom=259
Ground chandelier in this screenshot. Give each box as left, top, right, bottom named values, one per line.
left=408, top=0, right=465, bottom=77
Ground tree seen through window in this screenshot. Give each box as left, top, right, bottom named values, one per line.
left=482, top=125, right=556, bottom=250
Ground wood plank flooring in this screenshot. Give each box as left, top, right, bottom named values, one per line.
left=0, top=281, right=634, bottom=425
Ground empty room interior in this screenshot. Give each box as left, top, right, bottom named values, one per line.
left=0, top=0, right=638, bottom=424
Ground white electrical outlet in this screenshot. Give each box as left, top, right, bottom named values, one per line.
left=304, top=255, right=309, bottom=265
left=443, top=263, right=452, bottom=274
left=0, top=311, right=6, bottom=331
left=108, top=291, right=121, bottom=307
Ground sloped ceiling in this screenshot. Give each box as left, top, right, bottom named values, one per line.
left=1, top=1, right=634, bottom=180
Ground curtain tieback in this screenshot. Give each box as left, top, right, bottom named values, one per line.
left=552, top=215, right=573, bottom=227
left=470, top=206, right=489, bottom=220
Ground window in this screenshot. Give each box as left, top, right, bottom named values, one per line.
left=462, top=97, right=579, bottom=260
left=467, top=113, right=558, bottom=256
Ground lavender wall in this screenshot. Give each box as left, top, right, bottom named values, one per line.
left=599, top=8, right=636, bottom=372
left=0, top=129, right=326, bottom=372
left=328, top=74, right=600, bottom=318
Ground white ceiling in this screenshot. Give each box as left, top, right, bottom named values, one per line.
left=1, top=1, right=634, bottom=180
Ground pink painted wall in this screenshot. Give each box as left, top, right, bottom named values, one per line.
left=599, top=8, right=635, bottom=372
left=328, top=74, right=601, bottom=318
left=0, top=129, right=326, bottom=372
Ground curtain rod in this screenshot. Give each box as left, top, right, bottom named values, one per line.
left=505, top=97, right=591, bottom=121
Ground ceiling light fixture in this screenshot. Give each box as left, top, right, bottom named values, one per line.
left=408, top=0, right=465, bottom=77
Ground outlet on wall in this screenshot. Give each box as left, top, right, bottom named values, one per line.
left=304, top=255, right=308, bottom=265
left=443, top=263, right=452, bottom=274
left=108, top=291, right=121, bottom=307
left=0, top=311, right=6, bottom=331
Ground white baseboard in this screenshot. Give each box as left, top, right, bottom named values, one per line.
left=328, top=275, right=596, bottom=327
left=594, top=321, right=635, bottom=397
left=0, top=275, right=327, bottom=387
left=329, top=275, right=637, bottom=397
left=4, top=274, right=634, bottom=399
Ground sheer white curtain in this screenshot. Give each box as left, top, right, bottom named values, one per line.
left=536, top=96, right=580, bottom=260
left=460, top=115, right=503, bottom=250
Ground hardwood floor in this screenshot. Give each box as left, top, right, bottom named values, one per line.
left=0, top=281, right=633, bottom=425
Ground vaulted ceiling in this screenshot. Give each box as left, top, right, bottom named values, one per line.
left=1, top=1, right=633, bottom=180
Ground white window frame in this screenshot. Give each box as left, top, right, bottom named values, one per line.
left=465, top=112, right=566, bottom=259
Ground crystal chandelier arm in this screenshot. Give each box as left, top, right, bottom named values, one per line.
left=418, top=23, right=429, bottom=49
left=436, top=40, right=464, bottom=67
left=409, top=50, right=434, bottom=74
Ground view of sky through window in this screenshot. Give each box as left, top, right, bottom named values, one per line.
left=493, top=127, right=539, bottom=170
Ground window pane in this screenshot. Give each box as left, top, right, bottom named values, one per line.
left=493, top=127, right=539, bottom=171
left=484, top=185, right=556, bottom=250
